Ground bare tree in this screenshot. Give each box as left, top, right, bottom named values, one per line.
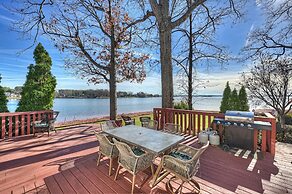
left=243, top=0, right=292, bottom=59
left=173, top=3, right=229, bottom=109
left=10, top=0, right=153, bottom=119
left=175, top=71, right=208, bottom=109
left=146, top=0, right=244, bottom=108
left=242, top=56, right=292, bottom=137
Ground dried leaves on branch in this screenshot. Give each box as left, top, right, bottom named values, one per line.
left=11, top=0, right=153, bottom=119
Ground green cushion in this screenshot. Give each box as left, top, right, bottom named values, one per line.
left=132, top=147, right=145, bottom=156
left=35, top=123, right=49, bottom=128
left=169, top=151, right=192, bottom=161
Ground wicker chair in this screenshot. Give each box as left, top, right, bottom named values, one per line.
left=113, top=138, right=155, bottom=194
left=121, top=114, right=135, bottom=125
left=94, top=131, right=119, bottom=176
left=33, top=111, right=59, bottom=136
left=139, top=116, right=151, bottom=127
left=100, top=120, right=118, bottom=131
left=146, top=120, right=158, bottom=130
left=152, top=142, right=209, bottom=193
left=164, top=123, right=181, bottom=133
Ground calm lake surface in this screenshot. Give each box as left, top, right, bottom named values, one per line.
left=8, top=97, right=222, bottom=122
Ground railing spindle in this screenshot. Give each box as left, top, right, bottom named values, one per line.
left=1, top=116, right=5, bottom=138
left=15, top=115, right=19, bottom=136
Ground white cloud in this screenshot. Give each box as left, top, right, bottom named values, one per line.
left=245, top=24, right=254, bottom=47
left=0, top=14, right=15, bottom=23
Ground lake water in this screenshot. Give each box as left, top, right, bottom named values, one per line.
left=8, top=97, right=222, bottom=122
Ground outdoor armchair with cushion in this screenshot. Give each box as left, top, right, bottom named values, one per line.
left=113, top=138, right=155, bottom=194
left=164, top=123, right=181, bottom=134
left=151, top=141, right=209, bottom=193
left=121, top=114, right=135, bottom=125
left=100, top=120, right=118, bottom=131
left=146, top=120, right=158, bottom=130
left=94, top=131, right=119, bottom=176
left=33, top=111, right=59, bottom=136
left=139, top=116, right=151, bottom=127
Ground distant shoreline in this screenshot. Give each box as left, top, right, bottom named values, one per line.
left=8, top=95, right=222, bottom=100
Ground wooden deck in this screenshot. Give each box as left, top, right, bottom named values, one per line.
left=0, top=124, right=291, bottom=194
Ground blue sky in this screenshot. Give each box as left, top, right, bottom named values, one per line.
left=0, top=1, right=264, bottom=95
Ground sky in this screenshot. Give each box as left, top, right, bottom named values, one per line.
left=0, top=1, right=265, bottom=95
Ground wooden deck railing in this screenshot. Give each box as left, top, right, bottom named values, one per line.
left=153, top=108, right=276, bottom=155
left=153, top=108, right=224, bottom=135
left=0, top=110, right=54, bottom=139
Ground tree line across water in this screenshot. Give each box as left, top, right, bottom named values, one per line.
left=56, top=90, right=160, bottom=99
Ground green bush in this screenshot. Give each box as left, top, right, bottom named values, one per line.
left=285, top=113, right=292, bottom=125
left=174, top=101, right=189, bottom=110
left=276, top=122, right=292, bottom=143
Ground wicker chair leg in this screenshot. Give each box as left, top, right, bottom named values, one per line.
left=109, top=158, right=113, bottom=176
left=150, top=164, right=154, bottom=176
left=178, top=181, right=184, bottom=194
left=97, top=152, right=102, bottom=166
left=114, top=164, right=121, bottom=180
left=131, top=174, right=136, bottom=194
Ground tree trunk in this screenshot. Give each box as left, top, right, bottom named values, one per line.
left=109, top=68, right=117, bottom=120
left=109, top=4, right=117, bottom=120
left=188, top=13, right=193, bottom=110
left=159, top=26, right=173, bottom=108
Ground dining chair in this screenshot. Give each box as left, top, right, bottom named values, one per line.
left=164, top=123, right=181, bottom=133
left=113, top=138, right=155, bottom=194
left=152, top=141, right=209, bottom=193
left=146, top=120, right=158, bottom=130
left=100, top=120, right=118, bottom=131
left=121, top=114, right=135, bottom=125
left=94, top=131, right=119, bottom=176
left=139, top=116, right=151, bottom=127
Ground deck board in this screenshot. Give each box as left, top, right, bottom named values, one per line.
left=0, top=124, right=291, bottom=194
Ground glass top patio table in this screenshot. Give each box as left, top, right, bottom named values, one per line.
left=103, top=125, right=184, bottom=154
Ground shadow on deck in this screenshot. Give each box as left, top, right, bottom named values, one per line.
left=0, top=124, right=291, bottom=194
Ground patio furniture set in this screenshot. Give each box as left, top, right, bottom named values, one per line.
left=95, top=116, right=209, bottom=194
